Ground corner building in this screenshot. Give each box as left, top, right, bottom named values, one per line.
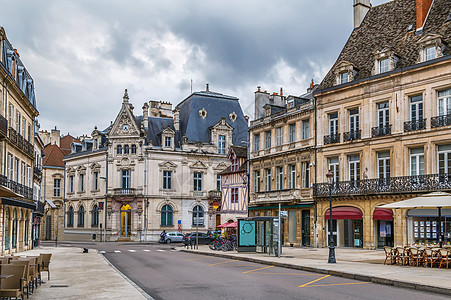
left=313, top=0, right=451, bottom=249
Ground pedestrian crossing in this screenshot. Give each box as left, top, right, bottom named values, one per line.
left=98, top=249, right=172, bottom=254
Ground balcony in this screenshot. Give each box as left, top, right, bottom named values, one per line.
left=0, top=114, right=7, bottom=139
left=0, top=175, right=33, bottom=199
left=34, top=166, right=42, bottom=180
left=113, top=188, right=137, bottom=196
left=192, top=191, right=205, bottom=198
left=36, top=201, right=45, bottom=213
left=251, top=188, right=311, bottom=205
left=7, top=127, right=33, bottom=157
left=431, top=114, right=451, bottom=128
left=343, top=130, right=361, bottom=142
left=208, top=190, right=221, bottom=199
left=324, top=133, right=340, bottom=145
left=372, top=125, right=392, bottom=137
left=313, top=174, right=451, bottom=197
left=404, top=119, right=426, bottom=132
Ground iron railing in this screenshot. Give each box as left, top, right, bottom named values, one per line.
left=404, top=119, right=426, bottom=132
left=343, top=130, right=361, bottom=142
left=372, top=124, right=392, bottom=137
left=324, top=133, right=340, bottom=145
left=313, top=174, right=451, bottom=197
left=7, top=127, right=33, bottom=157
left=431, top=115, right=451, bottom=128
left=208, top=190, right=221, bottom=199
left=0, top=174, right=33, bottom=199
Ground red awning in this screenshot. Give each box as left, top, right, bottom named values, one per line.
left=373, top=208, right=393, bottom=220
left=217, top=221, right=237, bottom=228
left=325, top=206, right=362, bottom=220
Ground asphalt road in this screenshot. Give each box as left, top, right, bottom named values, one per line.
left=53, top=242, right=450, bottom=300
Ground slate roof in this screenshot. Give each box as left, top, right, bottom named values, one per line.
left=175, top=91, right=248, bottom=145
left=230, top=145, right=247, bottom=158
left=317, top=0, right=451, bottom=92
left=43, top=144, right=65, bottom=168
left=140, top=116, right=180, bottom=147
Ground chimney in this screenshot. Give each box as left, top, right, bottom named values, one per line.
left=416, top=0, right=433, bottom=30
left=280, top=88, right=283, bottom=96
left=51, top=126, right=60, bottom=147
left=353, top=0, right=371, bottom=29
left=142, top=102, right=149, bottom=129
left=206, top=83, right=209, bottom=92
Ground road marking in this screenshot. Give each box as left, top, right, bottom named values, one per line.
left=209, top=260, right=238, bottom=266
left=157, top=249, right=165, bottom=252
left=243, top=265, right=274, bottom=274
left=114, top=250, right=121, bottom=253
left=187, top=258, right=206, bottom=261
left=257, top=272, right=318, bottom=276
left=128, top=250, right=136, bottom=252
left=306, top=282, right=371, bottom=288
left=143, top=249, right=151, bottom=252
left=298, top=275, right=330, bottom=287
left=98, top=250, right=106, bottom=254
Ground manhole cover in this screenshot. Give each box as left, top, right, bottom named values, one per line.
left=50, top=284, right=69, bottom=288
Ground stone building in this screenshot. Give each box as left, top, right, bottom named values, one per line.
left=39, top=128, right=79, bottom=242
left=313, top=0, right=451, bottom=249
left=64, top=86, right=248, bottom=241
left=0, top=26, right=39, bottom=253
left=249, top=85, right=317, bottom=247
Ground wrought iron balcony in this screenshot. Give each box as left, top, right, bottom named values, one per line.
left=343, top=130, right=361, bottom=142
left=324, top=133, right=340, bottom=145
left=0, top=114, right=7, bottom=139
left=1, top=176, right=33, bottom=199
left=7, top=127, right=33, bottom=157
left=404, top=119, right=426, bottom=132
left=208, top=190, right=221, bottom=199
left=372, top=124, right=392, bottom=137
left=431, top=114, right=451, bottom=128
left=313, top=174, right=451, bottom=197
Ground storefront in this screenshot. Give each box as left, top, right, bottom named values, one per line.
left=325, top=206, right=363, bottom=248
left=407, top=208, right=451, bottom=246
left=374, top=208, right=394, bottom=248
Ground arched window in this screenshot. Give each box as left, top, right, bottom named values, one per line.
left=67, top=206, right=74, bottom=227
left=5, top=208, right=10, bottom=250
left=92, top=205, right=99, bottom=227
left=78, top=206, right=85, bottom=227
left=161, top=205, right=173, bottom=226
left=192, top=205, right=204, bottom=226
left=131, top=144, right=136, bottom=154
left=12, top=209, right=17, bottom=248
left=124, top=145, right=130, bottom=154
left=117, top=145, right=122, bottom=155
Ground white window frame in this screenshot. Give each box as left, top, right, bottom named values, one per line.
left=121, top=169, right=131, bottom=189
left=438, top=145, right=451, bottom=175
left=288, top=123, right=296, bottom=143
left=377, top=152, right=390, bottom=179
left=425, top=46, right=437, bottom=61
left=288, top=164, right=296, bottom=189
left=438, top=89, right=451, bottom=117
left=265, top=168, right=271, bottom=191
left=349, top=109, right=359, bottom=132
left=340, top=72, right=349, bottom=84
left=163, top=170, right=172, bottom=190
left=410, top=95, right=423, bottom=121
left=165, top=136, right=172, bottom=147
left=54, top=178, right=61, bottom=197
left=301, top=162, right=310, bottom=188
left=328, top=157, right=339, bottom=184
left=254, top=170, right=261, bottom=192
left=410, top=147, right=425, bottom=176
left=378, top=102, right=389, bottom=126
left=349, top=155, right=360, bottom=182
left=276, top=166, right=283, bottom=190
left=193, top=172, right=203, bottom=191
left=254, top=134, right=260, bottom=151
left=379, top=58, right=389, bottom=73
left=218, top=135, right=226, bottom=154
left=302, top=119, right=310, bottom=139
left=329, top=113, right=338, bottom=135
left=93, top=171, right=99, bottom=190
left=265, top=131, right=271, bottom=149
left=276, top=127, right=283, bottom=146
left=80, top=173, right=85, bottom=192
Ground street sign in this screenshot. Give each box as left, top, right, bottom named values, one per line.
left=280, top=211, right=288, bottom=218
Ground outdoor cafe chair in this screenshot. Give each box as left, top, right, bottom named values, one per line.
left=383, top=246, right=396, bottom=265
left=19, top=257, right=38, bottom=292
left=39, top=253, right=52, bottom=281
left=11, top=260, right=31, bottom=298
left=409, top=247, right=424, bottom=267
left=396, top=247, right=410, bottom=266
left=438, top=249, right=451, bottom=269
left=424, top=248, right=440, bottom=268
left=26, top=255, right=43, bottom=287
left=0, top=264, right=25, bottom=300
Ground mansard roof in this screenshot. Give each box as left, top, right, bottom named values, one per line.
left=140, top=116, right=181, bottom=147
left=317, top=0, right=451, bottom=92
left=175, top=91, right=248, bottom=145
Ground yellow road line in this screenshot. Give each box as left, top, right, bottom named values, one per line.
left=298, top=274, right=330, bottom=287
left=257, top=272, right=319, bottom=276
left=306, top=282, right=371, bottom=287
left=187, top=258, right=210, bottom=261
left=209, top=260, right=238, bottom=266
left=243, top=265, right=275, bottom=273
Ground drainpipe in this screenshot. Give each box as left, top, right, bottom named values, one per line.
left=104, top=144, right=109, bottom=242
left=314, top=97, right=318, bottom=248
left=144, top=149, right=148, bottom=242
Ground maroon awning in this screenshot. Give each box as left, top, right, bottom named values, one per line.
left=325, top=206, right=362, bottom=220
left=373, top=208, right=393, bottom=220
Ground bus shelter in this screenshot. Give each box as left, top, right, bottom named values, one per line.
left=237, top=217, right=282, bottom=255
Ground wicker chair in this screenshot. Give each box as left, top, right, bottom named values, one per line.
left=383, top=246, right=396, bottom=265
left=409, top=247, right=424, bottom=267
left=11, top=260, right=31, bottom=298
left=423, top=248, right=440, bottom=268
left=438, top=249, right=451, bottom=269
left=0, top=264, right=25, bottom=300
left=396, top=247, right=410, bottom=266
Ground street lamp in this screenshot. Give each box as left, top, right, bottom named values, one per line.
left=196, top=199, right=201, bottom=250
left=326, top=170, right=336, bottom=264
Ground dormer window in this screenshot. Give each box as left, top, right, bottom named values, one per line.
left=340, top=72, right=349, bottom=84
left=379, top=58, right=389, bottom=73
left=94, top=139, right=98, bottom=149
left=218, top=135, right=226, bottom=154
left=265, top=107, right=270, bottom=117
left=287, top=100, right=294, bottom=109
left=165, top=137, right=171, bottom=147
left=425, top=46, right=437, bottom=61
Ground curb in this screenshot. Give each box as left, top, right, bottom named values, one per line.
left=180, top=249, right=451, bottom=296
left=100, top=252, right=155, bottom=300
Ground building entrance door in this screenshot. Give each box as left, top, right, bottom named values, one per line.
left=302, top=210, right=310, bottom=246
left=46, top=215, right=52, bottom=240
left=120, top=204, right=132, bottom=237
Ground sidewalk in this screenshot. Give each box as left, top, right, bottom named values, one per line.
left=17, top=246, right=148, bottom=300
left=180, top=245, right=451, bottom=296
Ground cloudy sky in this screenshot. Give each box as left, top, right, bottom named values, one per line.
left=1, top=0, right=388, bottom=137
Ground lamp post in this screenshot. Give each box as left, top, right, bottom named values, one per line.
left=326, top=170, right=336, bottom=263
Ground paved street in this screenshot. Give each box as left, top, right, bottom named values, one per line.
left=52, top=242, right=450, bottom=300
